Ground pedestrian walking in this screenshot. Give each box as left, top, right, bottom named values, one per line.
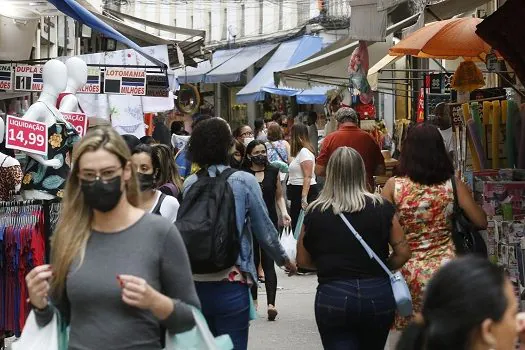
left=398, top=256, right=524, bottom=350
left=131, top=143, right=180, bottom=223
left=287, top=123, right=319, bottom=230
left=382, top=124, right=487, bottom=331
left=242, top=140, right=292, bottom=321
left=179, top=118, right=297, bottom=350
left=151, top=144, right=183, bottom=200
left=25, top=126, right=200, bottom=349
left=297, top=147, right=411, bottom=350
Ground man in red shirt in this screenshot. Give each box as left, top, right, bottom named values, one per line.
left=316, top=107, right=385, bottom=190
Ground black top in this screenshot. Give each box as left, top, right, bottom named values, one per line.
left=245, top=165, right=279, bottom=228
left=303, top=198, right=396, bottom=283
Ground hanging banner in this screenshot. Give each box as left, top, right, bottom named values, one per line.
left=5, top=115, right=48, bottom=155
left=0, top=64, right=13, bottom=90
left=78, top=67, right=101, bottom=94
left=416, top=87, right=425, bottom=123
left=104, top=68, right=146, bottom=96
left=14, top=65, right=43, bottom=92
left=62, top=112, right=88, bottom=137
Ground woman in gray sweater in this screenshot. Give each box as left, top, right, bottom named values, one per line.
left=25, top=126, right=200, bottom=349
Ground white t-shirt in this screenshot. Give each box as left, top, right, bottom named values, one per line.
left=288, top=148, right=317, bottom=186
left=149, top=190, right=180, bottom=223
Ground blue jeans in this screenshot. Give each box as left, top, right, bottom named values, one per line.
left=195, top=281, right=250, bottom=350
left=315, top=278, right=395, bottom=350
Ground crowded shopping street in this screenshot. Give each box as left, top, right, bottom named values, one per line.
left=3, top=0, right=525, bottom=350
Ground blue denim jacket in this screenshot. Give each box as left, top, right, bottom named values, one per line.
left=182, top=165, right=288, bottom=283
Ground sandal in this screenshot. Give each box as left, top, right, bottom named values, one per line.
left=267, top=306, right=278, bottom=321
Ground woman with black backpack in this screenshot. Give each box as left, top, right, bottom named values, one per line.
left=179, top=118, right=297, bottom=350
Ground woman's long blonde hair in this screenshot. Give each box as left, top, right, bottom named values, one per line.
left=50, top=126, right=140, bottom=298
left=308, top=147, right=382, bottom=214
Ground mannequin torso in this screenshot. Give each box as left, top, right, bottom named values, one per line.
left=58, top=57, right=87, bottom=113
left=20, top=59, right=80, bottom=200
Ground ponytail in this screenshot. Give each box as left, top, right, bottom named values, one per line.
left=397, top=322, right=426, bottom=350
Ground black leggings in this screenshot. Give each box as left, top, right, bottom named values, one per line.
left=287, top=184, right=320, bottom=231
left=250, top=238, right=277, bottom=306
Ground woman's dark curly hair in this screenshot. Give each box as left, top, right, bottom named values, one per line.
left=188, top=118, right=233, bottom=167
left=397, top=123, right=454, bottom=186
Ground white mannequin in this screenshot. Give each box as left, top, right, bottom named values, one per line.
left=58, top=57, right=88, bottom=113
left=21, top=59, right=69, bottom=200
left=0, top=117, right=22, bottom=195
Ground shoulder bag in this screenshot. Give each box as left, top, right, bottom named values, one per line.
left=450, top=178, right=488, bottom=257
left=338, top=213, right=413, bottom=317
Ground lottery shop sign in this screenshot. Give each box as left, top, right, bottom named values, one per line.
left=62, top=112, right=88, bottom=137
left=78, top=67, right=101, bottom=94
left=14, top=65, right=43, bottom=92
left=0, top=64, right=12, bottom=90
left=5, top=115, right=48, bottom=156
left=104, top=68, right=146, bottom=96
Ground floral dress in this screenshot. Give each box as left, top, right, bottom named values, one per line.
left=21, top=122, right=80, bottom=197
left=393, top=177, right=456, bottom=330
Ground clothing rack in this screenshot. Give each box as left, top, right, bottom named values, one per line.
left=0, top=199, right=61, bottom=346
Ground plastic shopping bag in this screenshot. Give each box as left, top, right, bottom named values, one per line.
left=280, top=227, right=297, bottom=262
left=167, top=307, right=233, bottom=350
left=13, top=310, right=59, bottom=350
left=293, top=210, right=305, bottom=239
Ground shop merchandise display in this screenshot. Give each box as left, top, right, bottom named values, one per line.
left=57, top=57, right=88, bottom=113
left=17, top=59, right=80, bottom=200
left=0, top=200, right=60, bottom=340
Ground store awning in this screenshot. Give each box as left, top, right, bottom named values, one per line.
left=204, top=44, right=277, bottom=83
left=175, top=48, right=243, bottom=83
left=48, top=0, right=165, bottom=67
left=277, top=0, right=491, bottom=90
left=368, top=54, right=402, bottom=91
left=296, top=86, right=333, bottom=105
left=276, top=15, right=418, bottom=90
left=237, top=36, right=324, bottom=103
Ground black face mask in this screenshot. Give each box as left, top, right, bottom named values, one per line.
left=250, top=154, right=267, bottom=166
left=81, top=176, right=123, bottom=213
left=137, top=172, right=156, bottom=191
left=230, top=155, right=242, bottom=169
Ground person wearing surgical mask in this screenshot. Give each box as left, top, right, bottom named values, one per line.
left=242, top=140, right=291, bottom=321
left=131, top=143, right=180, bottom=223
left=233, top=124, right=254, bottom=144
left=24, top=126, right=200, bottom=349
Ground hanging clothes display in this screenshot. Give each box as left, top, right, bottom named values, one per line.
left=0, top=200, right=59, bottom=340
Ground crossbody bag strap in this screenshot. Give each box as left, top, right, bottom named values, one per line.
left=338, top=213, right=394, bottom=278
left=450, top=177, right=460, bottom=212
left=268, top=141, right=287, bottom=163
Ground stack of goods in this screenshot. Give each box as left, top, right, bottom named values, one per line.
left=473, top=169, right=525, bottom=313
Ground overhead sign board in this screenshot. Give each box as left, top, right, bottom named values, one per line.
left=146, top=73, right=170, bottom=97
left=78, top=67, right=101, bottom=94
left=0, top=64, right=12, bottom=90
left=104, top=68, right=146, bottom=96
left=14, top=65, right=43, bottom=92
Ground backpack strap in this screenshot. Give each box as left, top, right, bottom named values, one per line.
left=159, top=182, right=180, bottom=198
left=219, top=167, right=237, bottom=180
left=151, top=193, right=167, bottom=215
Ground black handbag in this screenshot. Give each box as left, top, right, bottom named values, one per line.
left=450, top=178, right=488, bottom=257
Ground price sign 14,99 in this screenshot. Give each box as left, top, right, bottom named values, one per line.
left=6, top=115, right=48, bottom=156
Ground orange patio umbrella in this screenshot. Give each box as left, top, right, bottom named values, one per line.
left=389, top=17, right=494, bottom=60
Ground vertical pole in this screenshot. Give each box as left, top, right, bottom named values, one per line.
left=36, top=19, right=41, bottom=59
left=47, top=16, right=51, bottom=58
left=64, top=15, right=68, bottom=56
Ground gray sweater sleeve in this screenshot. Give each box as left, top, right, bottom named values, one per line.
left=159, top=225, right=201, bottom=333
left=33, top=289, right=71, bottom=328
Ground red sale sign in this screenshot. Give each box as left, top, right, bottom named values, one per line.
left=5, top=115, right=48, bottom=155
left=62, top=112, right=87, bottom=137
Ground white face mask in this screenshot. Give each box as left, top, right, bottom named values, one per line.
left=243, top=137, right=255, bottom=147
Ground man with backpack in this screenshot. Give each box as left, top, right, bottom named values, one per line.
left=176, top=118, right=296, bottom=350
